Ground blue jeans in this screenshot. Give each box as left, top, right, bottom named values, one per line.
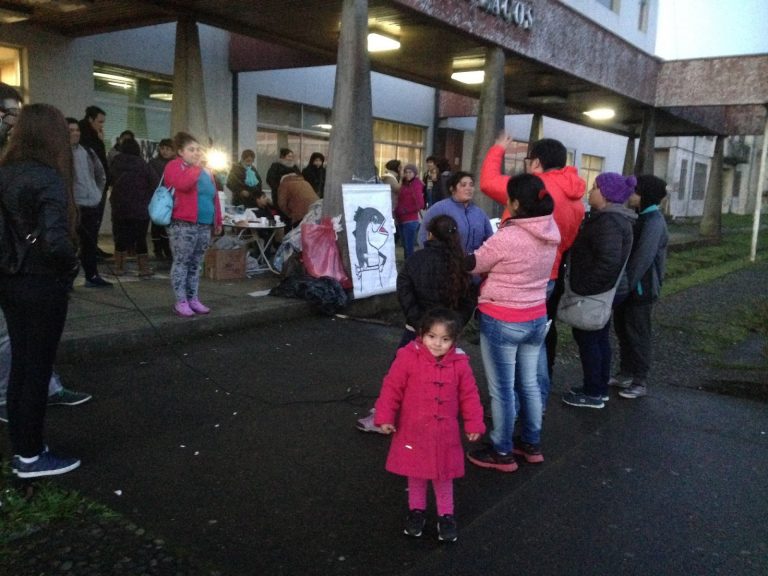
left=538, top=280, right=556, bottom=405
left=400, top=220, right=420, bottom=260
left=479, top=312, right=548, bottom=453
left=572, top=322, right=612, bottom=397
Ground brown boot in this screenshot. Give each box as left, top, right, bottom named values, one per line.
left=113, top=251, right=127, bottom=276
left=137, top=253, right=153, bottom=278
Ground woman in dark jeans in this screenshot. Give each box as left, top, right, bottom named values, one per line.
left=0, top=103, right=80, bottom=477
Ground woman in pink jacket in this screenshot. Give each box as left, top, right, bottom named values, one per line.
left=466, top=174, right=560, bottom=473
left=394, top=163, right=425, bottom=259
left=374, top=308, right=485, bottom=543
left=163, top=132, right=222, bottom=317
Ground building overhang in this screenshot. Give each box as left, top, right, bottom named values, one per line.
left=2, top=0, right=766, bottom=136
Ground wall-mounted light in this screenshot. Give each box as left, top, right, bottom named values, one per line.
left=367, top=32, right=400, bottom=52
left=583, top=108, right=615, bottom=120
left=0, top=6, right=32, bottom=23
left=451, top=56, right=486, bottom=85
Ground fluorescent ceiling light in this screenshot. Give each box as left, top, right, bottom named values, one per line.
left=451, top=70, right=485, bottom=85
left=0, top=7, right=32, bottom=23
left=94, top=72, right=135, bottom=84
left=367, top=32, right=400, bottom=52
left=107, top=81, right=132, bottom=89
left=149, top=92, right=173, bottom=101
left=313, top=124, right=332, bottom=130
left=528, top=92, right=568, bottom=105
left=583, top=108, right=615, bottom=120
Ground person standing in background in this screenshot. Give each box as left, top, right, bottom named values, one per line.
left=78, top=106, right=111, bottom=259
left=148, top=138, right=175, bottom=260
left=611, top=175, right=669, bottom=399
left=302, top=152, right=326, bottom=198
left=68, top=117, right=111, bottom=287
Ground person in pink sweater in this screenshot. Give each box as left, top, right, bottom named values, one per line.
left=480, top=133, right=585, bottom=409
left=466, top=173, right=560, bottom=472
left=374, top=308, right=485, bottom=543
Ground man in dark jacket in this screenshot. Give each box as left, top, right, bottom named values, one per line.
left=78, top=105, right=111, bottom=258
left=611, top=175, right=669, bottom=399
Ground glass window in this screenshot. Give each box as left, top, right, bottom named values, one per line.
left=692, top=162, right=708, bottom=200
left=256, top=96, right=425, bottom=188
left=596, top=0, right=619, bottom=12
left=92, top=63, right=173, bottom=159
left=678, top=159, right=688, bottom=199
left=503, top=140, right=529, bottom=176
left=0, top=44, right=22, bottom=91
left=732, top=168, right=741, bottom=198
left=579, top=154, right=604, bottom=193
left=638, top=0, right=650, bottom=31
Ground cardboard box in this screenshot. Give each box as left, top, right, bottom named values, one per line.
left=204, top=248, right=247, bottom=280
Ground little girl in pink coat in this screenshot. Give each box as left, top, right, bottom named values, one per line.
left=374, top=308, right=485, bottom=542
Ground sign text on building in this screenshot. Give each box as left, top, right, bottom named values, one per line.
left=474, top=0, right=534, bottom=29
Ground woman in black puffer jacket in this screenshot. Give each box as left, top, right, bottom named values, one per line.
left=562, top=173, right=637, bottom=410
left=0, top=103, right=81, bottom=478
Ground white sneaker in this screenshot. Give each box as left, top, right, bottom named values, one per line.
left=356, top=408, right=384, bottom=433
left=608, top=374, right=633, bottom=389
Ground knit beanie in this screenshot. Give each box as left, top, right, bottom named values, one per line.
left=404, top=163, right=419, bottom=176
left=635, top=175, right=667, bottom=210
left=595, top=173, right=636, bottom=204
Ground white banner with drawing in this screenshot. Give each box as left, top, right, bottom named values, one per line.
left=342, top=183, right=397, bottom=299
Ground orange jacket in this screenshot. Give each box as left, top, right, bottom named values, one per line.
left=480, top=144, right=586, bottom=279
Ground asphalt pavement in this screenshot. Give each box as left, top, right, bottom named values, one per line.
left=2, top=247, right=768, bottom=576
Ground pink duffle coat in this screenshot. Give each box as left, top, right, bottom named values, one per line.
left=374, top=340, right=486, bottom=481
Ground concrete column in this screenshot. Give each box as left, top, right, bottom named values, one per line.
left=323, top=0, right=375, bottom=278
left=623, top=135, right=636, bottom=175
left=634, top=108, right=656, bottom=175
left=750, top=107, right=768, bottom=261
left=471, top=47, right=506, bottom=217
left=528, top=113, right=544, bottom=152
left=700, top=135, right=725, bottom=238
left=171, top=18, right=209, bottom=145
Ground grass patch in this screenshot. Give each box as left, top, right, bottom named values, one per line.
left=664, top=224, right=764, bottom=296
left=0, top=464, right=118, bottom=547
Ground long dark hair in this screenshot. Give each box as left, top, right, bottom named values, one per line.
left=506, top=173, right=554, bottom=218
left=1, top=103, right=76, bottom=235
left=428, top=215, right=470, bottom=310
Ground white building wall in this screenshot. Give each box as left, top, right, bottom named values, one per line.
left=558, top=0, right=658, bottom=55
left=3, top=22, right=232, bottom=150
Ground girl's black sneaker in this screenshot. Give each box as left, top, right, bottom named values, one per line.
left=404, top=509, right=426, bottom=537
left=437, top=515, right=458, bottom=542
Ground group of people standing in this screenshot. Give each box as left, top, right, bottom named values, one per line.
left=367, top=133, right=669, bottom=541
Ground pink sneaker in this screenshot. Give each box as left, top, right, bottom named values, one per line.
left=188, top=299, right=210, bottom=314
left=174, top=301, right=194, bottom=317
